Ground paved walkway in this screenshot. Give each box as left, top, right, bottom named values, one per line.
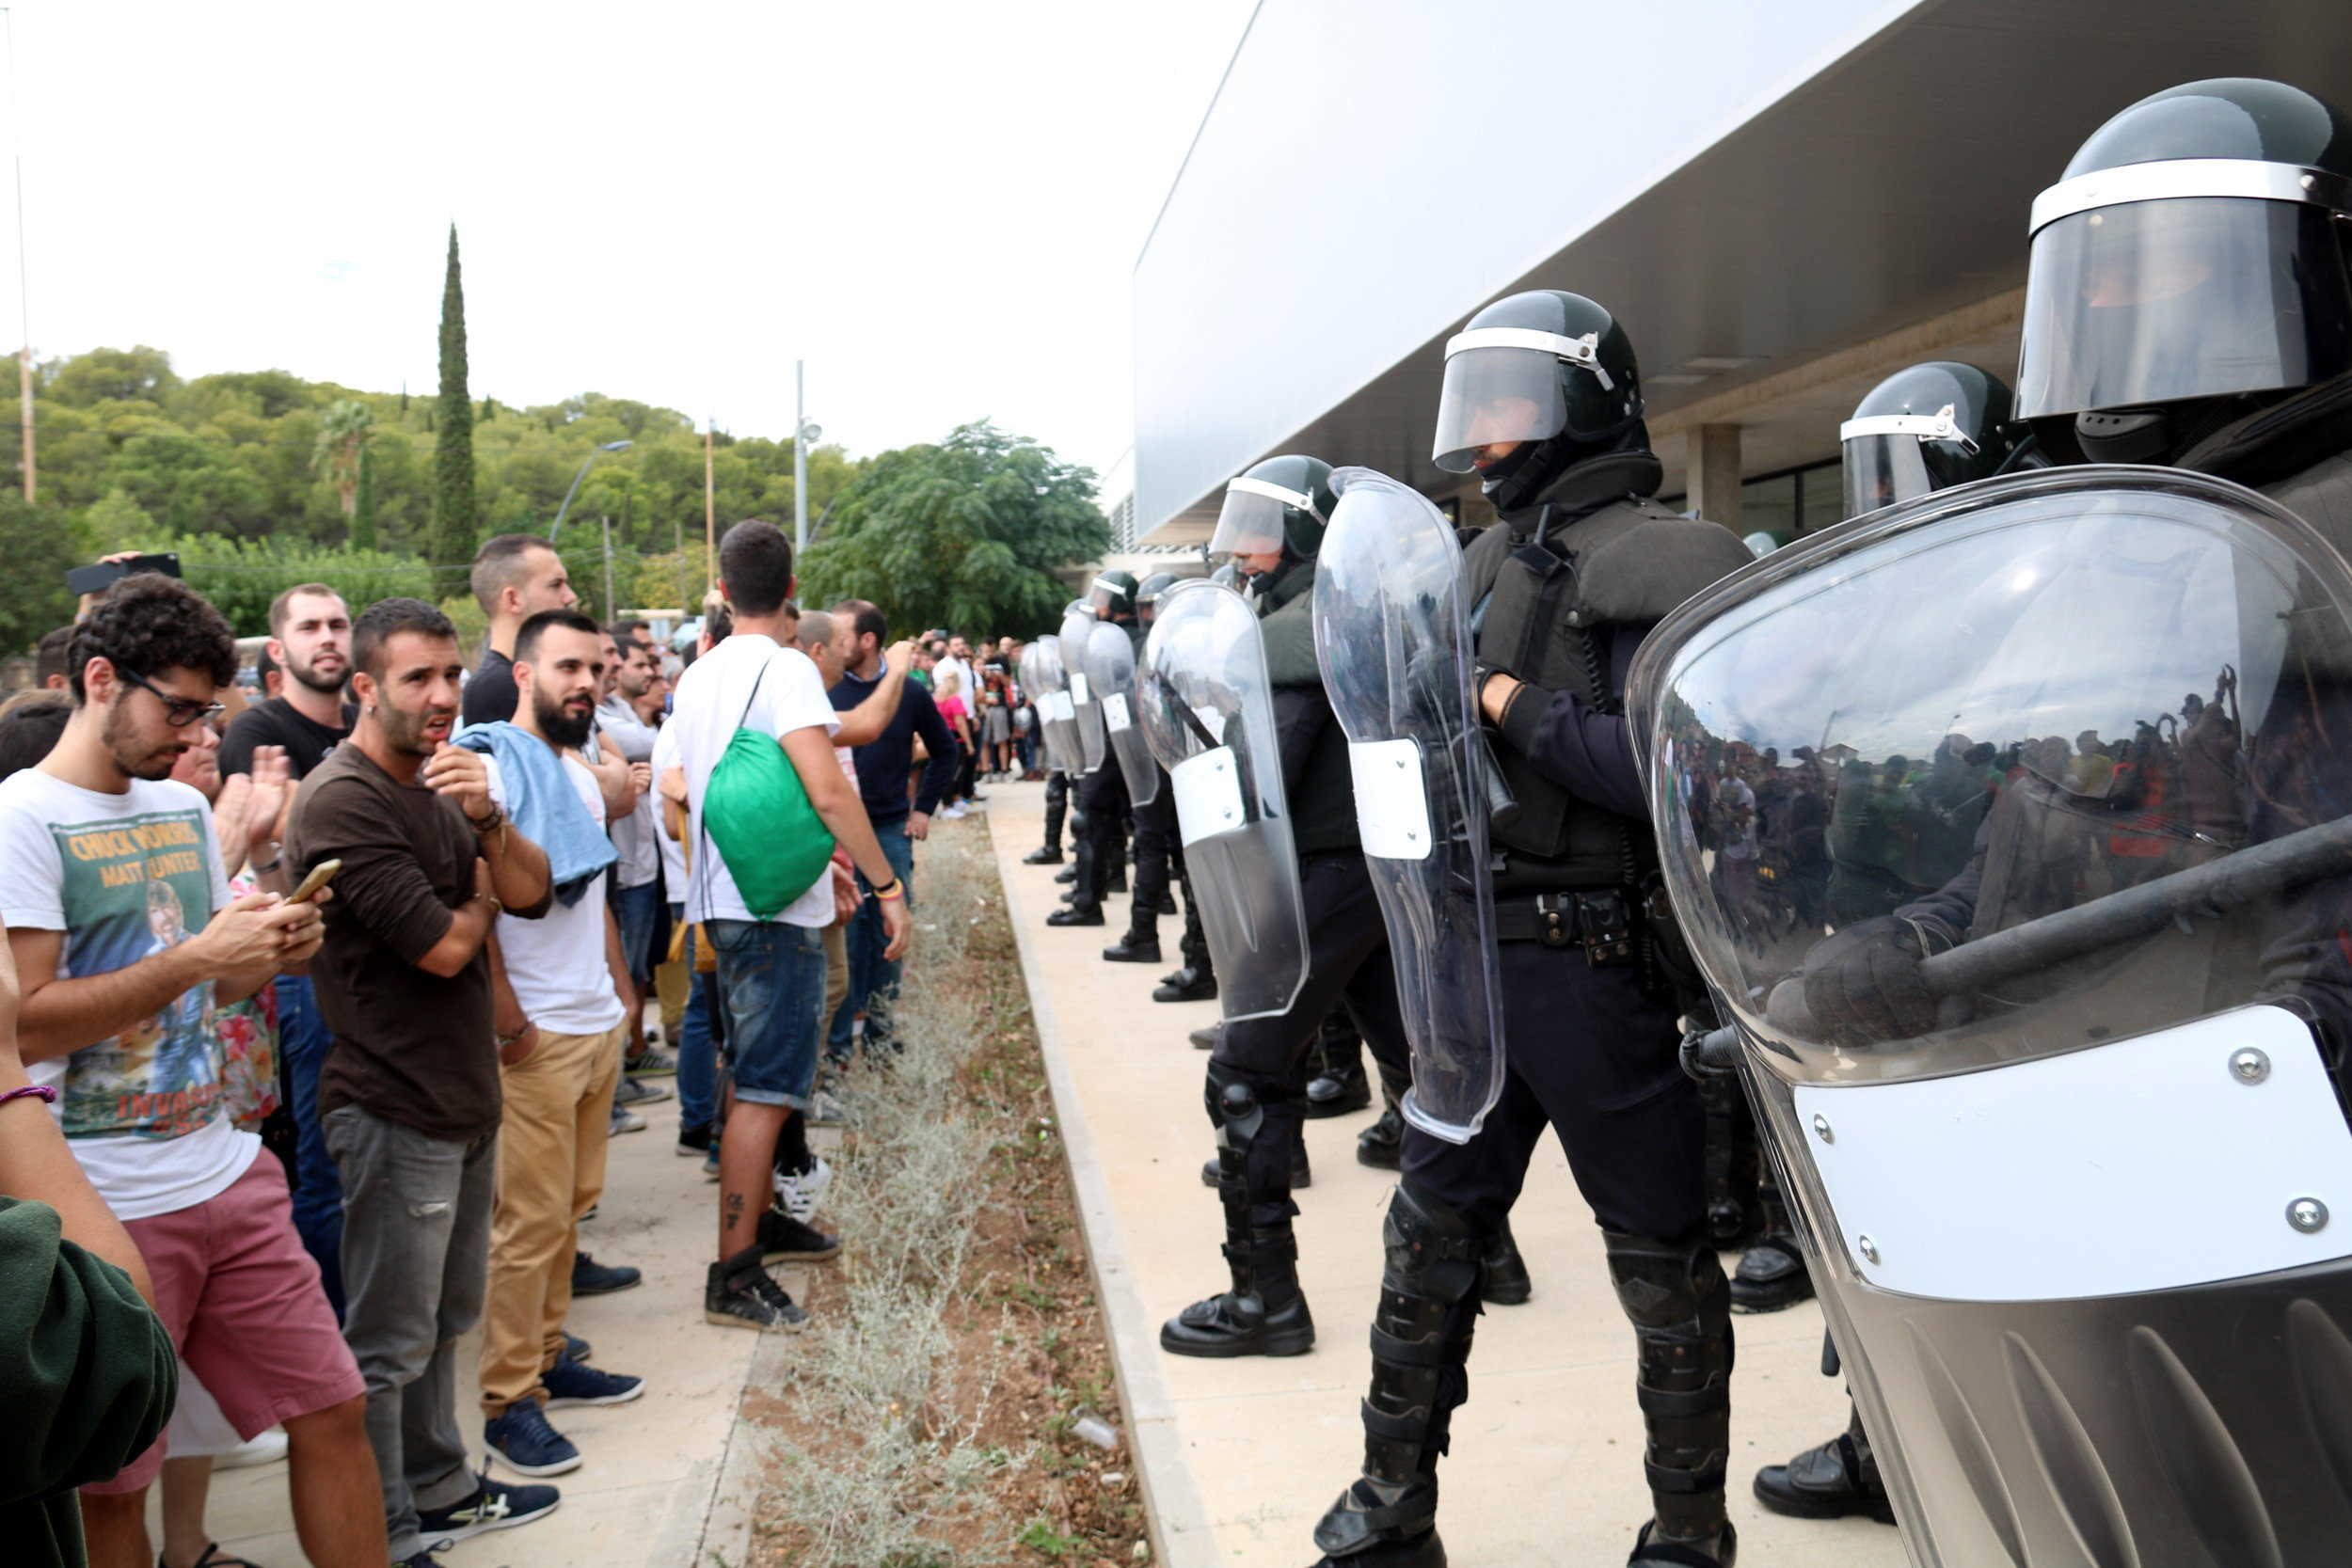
left=990, top=779, right=1906, bottom=1568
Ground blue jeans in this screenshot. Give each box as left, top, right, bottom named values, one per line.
left=707, top=918, right=828, bottom=1109
left=827, top=821, right=914, bottom=1059
left=676, top=909, right=723, bottom=1131
left=277, top=972, right=345, bottom=1316
left=614, top=880, right=662, bottom=988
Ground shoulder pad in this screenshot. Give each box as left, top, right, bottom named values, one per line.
left=1571, top=500, right=1755, bottom=625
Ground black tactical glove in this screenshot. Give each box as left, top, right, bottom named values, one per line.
left=1802, top=915, right=1947, bottom=1047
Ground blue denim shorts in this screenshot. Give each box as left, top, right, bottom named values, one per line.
left=707, top=918, right=827, bottom=1108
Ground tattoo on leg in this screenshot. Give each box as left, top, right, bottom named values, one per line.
left=724, top=1192, right=745, bottom=1221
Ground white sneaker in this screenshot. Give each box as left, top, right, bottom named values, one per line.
left=939, top=804, right=967, bottom=819
left=610, top=1106, right=648, bottom=1134
left=215, top=1426, right=289, bottom=1470
left=773, top=1154, right=834, bottom=1221
left=805, top=1088, right=857, bottom=1129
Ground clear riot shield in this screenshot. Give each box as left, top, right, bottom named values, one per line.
left=1086, top=621, right=1161, bottom=807
left=1027, top=635, right=1073, bottom=774
left=1060, top=606, right=1107, bottom=776
left=1629, top=465, right=2352, bottom=1566
left=1136, top=582, right=1309, bottom=1024
left=1311, top=467, right=1502, bottom=1143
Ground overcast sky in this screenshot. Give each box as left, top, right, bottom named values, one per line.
left=6, top=0, right=1257, bottom=492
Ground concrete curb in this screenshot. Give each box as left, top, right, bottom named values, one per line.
left=990, top=817, right=1221, bottom=1568
left=694, top=1329, right=792, bottom=1567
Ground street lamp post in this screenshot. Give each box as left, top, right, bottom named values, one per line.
left=793, top=359, right=821, bottom=554
left=549, top=438, right=632, bottom=543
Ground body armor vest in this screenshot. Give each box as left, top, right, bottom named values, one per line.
left=1467, top=492, right=1747, bottom=895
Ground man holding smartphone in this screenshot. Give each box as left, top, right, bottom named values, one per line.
left=0, top=573, right=382, bottom=1568
left=287, top=596, right=557, bottom=1566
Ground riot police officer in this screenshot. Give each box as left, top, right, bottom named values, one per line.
left=1307, top=291, right=1753, bottom=1568
left=1163, top=456, right=1531, bottom=1363
left=1049, top=587, right=1134, bottom=927
left=1125, top=572, right=1221, bottom=1001
left=1748, top=359, right=2035, bottom=1526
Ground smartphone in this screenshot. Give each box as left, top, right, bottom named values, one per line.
left=67, top=553, right=182, bottom=595
left=288, top=859, right=342, bottom=905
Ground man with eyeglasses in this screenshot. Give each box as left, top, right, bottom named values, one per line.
left=0, top=573, right=387, bottom=1568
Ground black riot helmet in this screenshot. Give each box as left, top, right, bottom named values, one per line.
left=1209, top=453, right=1335, bottom=570
left=1840, top=362, right=2027, bottom=518
left=1431, top=289, right=1645, bottom=512
left=1089, top=568, right=1139, bottom=622
left=2017, top=78, right=2352, bottom=463
left=1135, top=572, right=1179, bottom=626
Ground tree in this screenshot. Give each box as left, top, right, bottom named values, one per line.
left=800, top=421, right=1109, bottom=637
left=351, top=441, right=377, bottom=550
left=0, top=496, right=91, bottom=650
left=430, top=225, right=477, bottom=568
left=313, top=399, right=374, bottom=524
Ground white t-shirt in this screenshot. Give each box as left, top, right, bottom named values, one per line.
left=935, top=655, right=975, bottom=707
left=0, top=769, right=258, bottom=1221
left=485, top=750, right=626, bottom=1037
left=669, top=634, right=841, bottom=927
left=596, top=698, right=662, bottom=892
left=653, top=720, right=688, bottom=908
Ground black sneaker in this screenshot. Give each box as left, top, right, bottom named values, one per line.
left=675, top=1121, right=715, bottom=1157
left=756, top=1206, right=843, bottom=1263
left=417, top=1471, right=562, bottom=1543
left=571, top=1251, right=642, bottom=1296
left=706, top=1244, right=809, bottom=1332
left=482, top=1402, right=580, bottom=1478
left=542, top=1356, right=645, bottom=1408
left=561, top=1332, right=591, bottom=1364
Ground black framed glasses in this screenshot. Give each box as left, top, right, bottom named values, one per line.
left=119, top=668, right=225, bottom=729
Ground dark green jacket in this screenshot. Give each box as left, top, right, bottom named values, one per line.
left=1256, top=559, right=1359, bottom=857
left=0, top=1196, right=178, bottom=1568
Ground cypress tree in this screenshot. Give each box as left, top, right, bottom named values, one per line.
left=430, top=225, right=476, bottom=567
left=351, top=442, right=376, bottom=550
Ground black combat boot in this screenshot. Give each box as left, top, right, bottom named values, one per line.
left=1022, top=845, right=1063, bottom=865
left=1729, top=1178, right=1812, bottom=1313
left=1046, top=902, right=1104, bottom=927
left=1305, top=1184, right=1485, bottom=1568
left=1303, top=1011, right=1372, bottom=1118
left=1200, top=1123, right=1309, bottom=1190
left=1188, top=1022, right=1221, bottom=1050
left=1357, top=1101, right=1404, bottom=1169
left=1055, top=865, right=1078, bottom=883
left=1606, top=1229, right=1738, bottom=1567
left=1753, top=1402, right=1893, bottom=1525
left=1481, top=1220, right=1533, bottom=1307
left=1162, top=1067, right=1314, bottom=1358
left=1102, top=932, right=1162, bottom=963
left=1155, top=967, right=1218, bottom=1004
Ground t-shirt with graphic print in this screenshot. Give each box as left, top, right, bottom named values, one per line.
left=0, top=769, right=250, bottom=1221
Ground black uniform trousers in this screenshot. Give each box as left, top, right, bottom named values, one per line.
left=1075, top=762, right=1129, bottom=906
left=1123, top=777, right=1179, bottom=942
left=1401, top=936, right=1704, bottom=1243
left=1215, top=850, right=1410, bottom=1093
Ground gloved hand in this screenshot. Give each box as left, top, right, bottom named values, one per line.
left=1802, top=915, right=1944, bottom=1046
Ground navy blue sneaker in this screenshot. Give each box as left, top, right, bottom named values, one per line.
left=418, top=1469, right=562, bottom=1540
left=483, top=1402, right=581, bottom=1478
left=543, top=1356, right=645, bottom=1408
left=561, top=1332, right=591, bottom=1364
left=571, top=1250, right=642, bottom=1295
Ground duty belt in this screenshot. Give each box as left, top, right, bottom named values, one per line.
left=1490, top=889, right=1638, bottom=966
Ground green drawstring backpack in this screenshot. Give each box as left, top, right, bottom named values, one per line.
left=702, top=657, right=834, bottom=917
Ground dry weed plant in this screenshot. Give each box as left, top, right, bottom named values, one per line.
left=760, top=834, right=1031, bottom=1567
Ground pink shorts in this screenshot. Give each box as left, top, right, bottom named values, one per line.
left=84, top=1152, right=362, bottom=1495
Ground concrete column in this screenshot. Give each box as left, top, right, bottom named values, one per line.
left=1687, top=423, right=1742, bottom=530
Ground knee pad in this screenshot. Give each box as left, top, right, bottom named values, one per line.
left=1382, top=1182, right=1486, bottom=1307
left=1604, top=1228, right=1733, bottom=1493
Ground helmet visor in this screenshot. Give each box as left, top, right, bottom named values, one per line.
left=1088, top=577, right=1122, bottom=617
left=1431, top=343, right=1565, bottom=473
left=1210, top=478, right=1306, bottom=558
left=2018, top=197, right=2352, bottom=419
left=1841, top=432, right=1949, bottom=518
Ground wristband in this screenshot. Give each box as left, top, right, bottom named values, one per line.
left=872, top=877, right=905, bottom=900
left=468, top=804, right=506, bottom=834
left=0, top=1084, right=59, bottom=1110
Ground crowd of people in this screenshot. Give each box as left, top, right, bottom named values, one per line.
left=0, top=519, right=1055, bottom=1568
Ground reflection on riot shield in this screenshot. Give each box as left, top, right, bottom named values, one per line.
left=1087, top=620, right=1161, bottom=807
left=1060, top=606, right=1107, bottom=775
left=1136, top=582, right=1309, bottom=1024
left=1027, top=635, right=1073, bottom=774
left=1630, top=466, right=2352, bottom=1565
left=1311, top=467, right=1502, bottom=1144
